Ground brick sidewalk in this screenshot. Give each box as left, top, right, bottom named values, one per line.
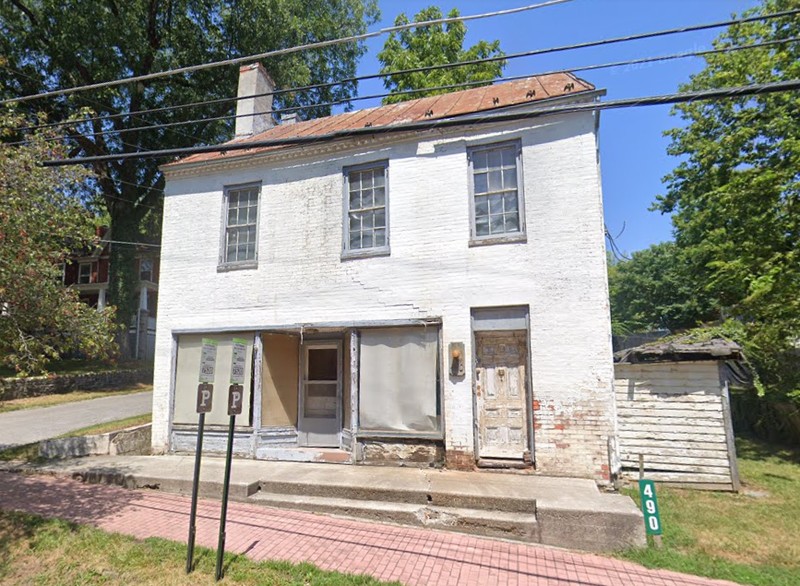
left=0, top=472, right=735, bottom=586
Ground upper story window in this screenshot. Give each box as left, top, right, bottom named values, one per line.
left=78, top=262, right=92, bottom=284
left=343, top=162, right=389, bottom=258
left=221, top=183, right=260, bottom=268
left=468, top=141, right=525, bottom=244
left=140, top=258, right=153, bottom=282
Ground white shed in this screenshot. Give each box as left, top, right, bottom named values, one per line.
left=613, top=339, right=744, bottom=491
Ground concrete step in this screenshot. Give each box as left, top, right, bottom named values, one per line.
left=256, top=478, right=536, bottom=513
left=249, top=491, right=539, bottom=542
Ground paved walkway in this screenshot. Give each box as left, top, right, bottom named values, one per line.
left=0, top=391, right=152, bottom=449
left=0, top=471, right=737, bottom=586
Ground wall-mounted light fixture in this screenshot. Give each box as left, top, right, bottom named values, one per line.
left=449, top=342, right=465, bottom=377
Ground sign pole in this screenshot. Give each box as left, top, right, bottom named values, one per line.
left=638, top=453, right=664, bottom=548
left=215, top=413, right=236, bottom=581
left=186, top=338, right=218, bottom=574
left=214, top=338, right=247, bottom=582
left=186, top=411, right=205, bottom=573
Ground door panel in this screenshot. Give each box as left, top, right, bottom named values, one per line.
left=299, top=343, right=341, bottom=447
left=475, top=331, right=529, bottom=459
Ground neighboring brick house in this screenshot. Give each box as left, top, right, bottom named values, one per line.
left=152, top=64, right=616, bottom=481
left=63, top=227, right=160, bottom=359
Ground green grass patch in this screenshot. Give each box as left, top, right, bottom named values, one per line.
left=59, top=413, right=151, bottom=438
left=0, top=384, right=152, bottom=414
left=0, top=359, right=148, bottom=378
left=616, top=436, right=800, bottom=586
left=0, top=510, right=398, bottom=585
left=0, top=443, right=40, bottom=463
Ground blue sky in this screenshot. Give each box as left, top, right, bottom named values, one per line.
left=353, top=0, right=759, bottom=254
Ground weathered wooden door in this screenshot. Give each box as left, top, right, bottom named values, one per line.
left=475, top=331, right=529, bottom=459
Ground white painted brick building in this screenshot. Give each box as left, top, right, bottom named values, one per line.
left=152, top=66, right=616, bottom=481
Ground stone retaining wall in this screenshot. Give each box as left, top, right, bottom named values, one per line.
left=39, top=424, right=152, bottom=459
left=0, top=368, right=153, bottom=401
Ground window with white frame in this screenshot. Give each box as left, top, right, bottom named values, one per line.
left=222, top=183, right=260, bottom=266
left=78, top=262, right=92, bottom=284
left=344, top=162, right=388, bottom=255
left=468, top=141, right=525, bottom=241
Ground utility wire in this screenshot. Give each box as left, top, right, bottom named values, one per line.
left=103, top=239, right=161, bottom=248
left=605, top=224, right=631, bottom=261
left=42, top=78, right=800, bottom=166
left=0, top=0, right=570, bottom=106
left=12, top=36, right=798, bottom=147
left=15, top=7, right=800, bottom=135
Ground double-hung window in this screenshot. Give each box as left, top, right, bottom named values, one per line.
left=139, top=258, right=153, bottom=282
left=468, top=141, right=525, bottom=243
left=343, top=162, right=389, bottom=257
left=221, top=183, right=260, bottom=268
left=78, top=262, right=92, bottom=284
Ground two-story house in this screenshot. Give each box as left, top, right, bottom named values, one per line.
left=152, top=64, right=616, bottom=481
left=64, top=226, right=160, bottom=359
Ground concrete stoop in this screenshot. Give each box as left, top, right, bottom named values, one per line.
left=32, top=455, right=645, bottom=552
left=250, top=477, right=539, bottom=542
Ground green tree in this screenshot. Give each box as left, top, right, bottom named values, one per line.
left=655, top=0, right=800, bottom=398
left=377, top=6, right=505, bottom=104
left=608, top=242, right=716, bottom=333
left=0, top=111, right=117, bottom=375
left=0, top=0, right=378, bottom=354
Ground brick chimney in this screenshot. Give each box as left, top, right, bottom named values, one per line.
left=235, top=63, right=275, bottom=139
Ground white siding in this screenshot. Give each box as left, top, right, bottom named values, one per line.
left=153, top=113, right=615, bottom=480
left=614, top=361, right=738, bottom=489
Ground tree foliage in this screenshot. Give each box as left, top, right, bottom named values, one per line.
left=612, top=0, right=800, bottom=400
left=608, top=242, right=716, bottom=333
left=0, top=111, right=117, bottom=375
left=377, top=6, right=505, bottom=104
left=655, top=0, right=799, bottom=338
left=0, top=0, right=379, bottom=352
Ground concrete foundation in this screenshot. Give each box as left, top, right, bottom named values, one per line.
left=29, top=454, right=645, bottom=552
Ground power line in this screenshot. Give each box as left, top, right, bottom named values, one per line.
left=15, top=7, right=800, bottom=135
left=42, top=78, right=800, bottom=167
left=13, top=36, right=799, bottom=147
left=0, top=0, right=570, bottom=107
left=103, top=239, right=161, bottom=248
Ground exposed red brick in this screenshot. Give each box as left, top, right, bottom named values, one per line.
left=445, top=450, right=475, bottom=471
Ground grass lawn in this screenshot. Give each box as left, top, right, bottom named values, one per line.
left=0, top=359, right=146, bottom=378
left=0, top=384, right=152, bottom=414
left=0, top=510, right=398, bottom=585
left=618, top=436, right=800, bottom=586
left=59, top=413, right=151, bottom=438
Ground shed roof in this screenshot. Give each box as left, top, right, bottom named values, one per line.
left=168, top=72, right=595, bottom=167
left=614, top=337, right=744, bottom=364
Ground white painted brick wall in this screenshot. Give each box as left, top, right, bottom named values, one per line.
left=153, top=112, right=615, bottom=479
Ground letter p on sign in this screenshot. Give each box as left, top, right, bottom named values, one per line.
left=196, top=383, right=214, bottom=413
left=228, top=384, right=244, bottom=416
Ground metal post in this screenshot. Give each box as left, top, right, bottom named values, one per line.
left=186, top=412, right=206, bottom=573
left=215, top=415, right=236, bottom=581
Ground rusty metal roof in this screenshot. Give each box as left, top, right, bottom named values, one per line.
left=171, top=72, right=595, bottom=166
